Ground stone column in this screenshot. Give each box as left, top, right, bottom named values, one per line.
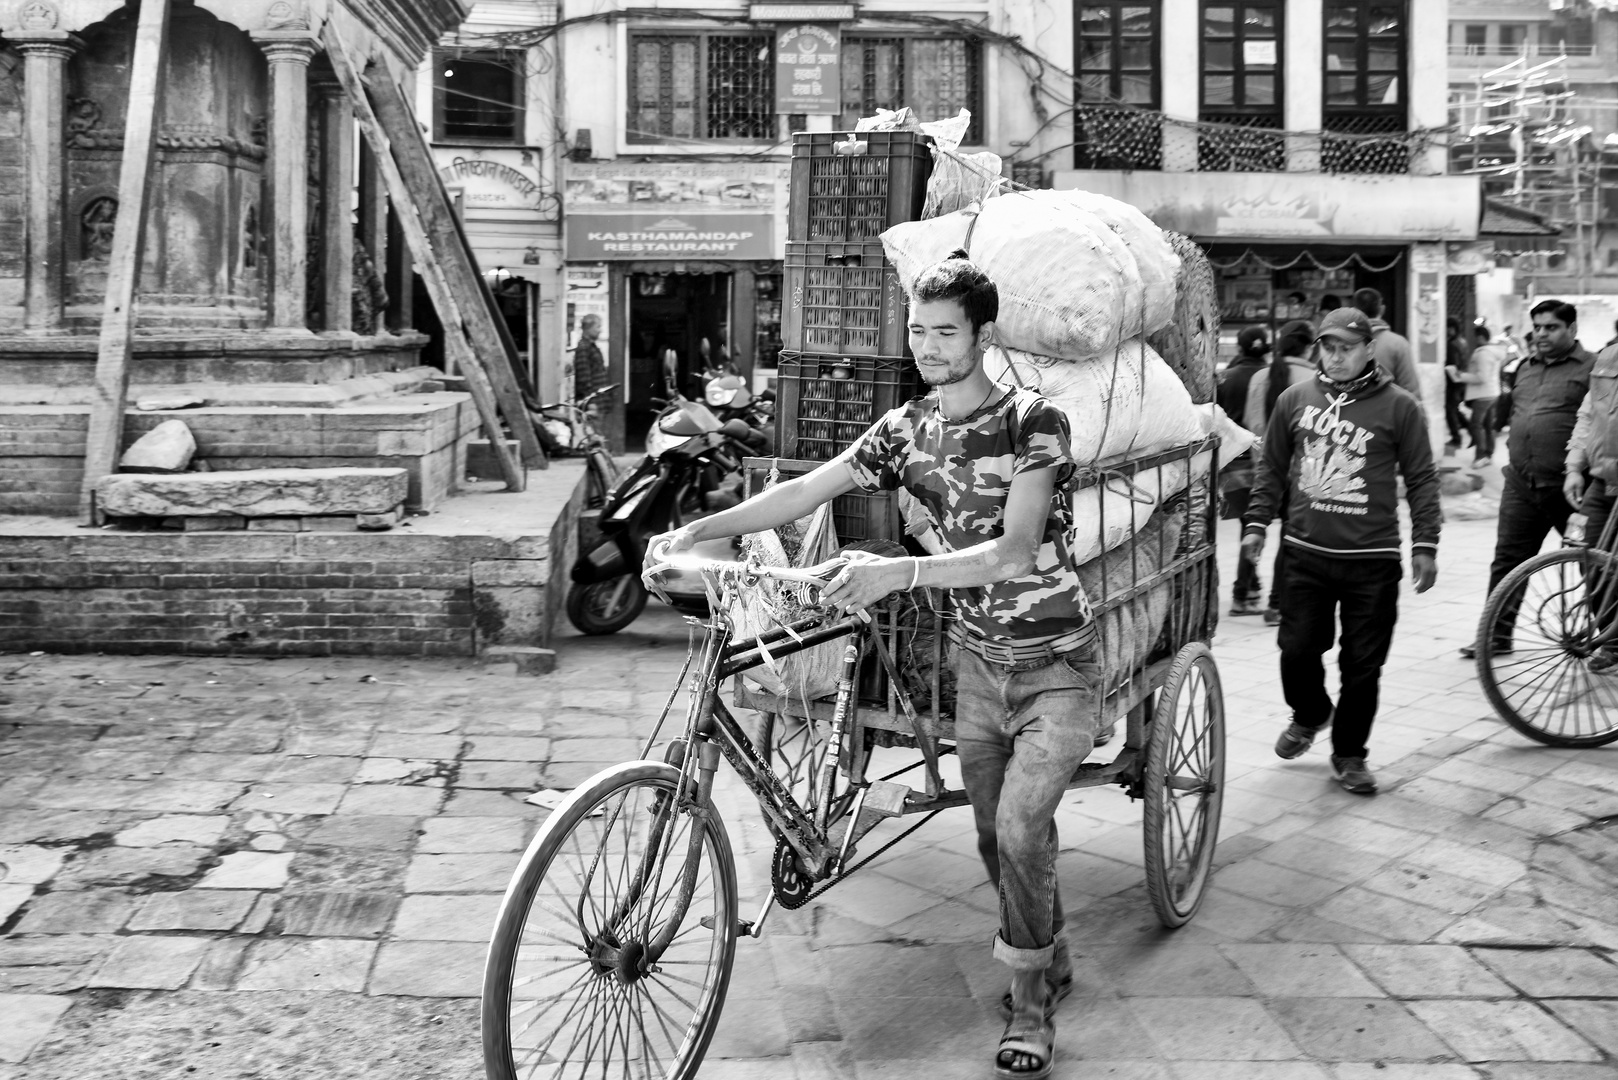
left=311, top=72, right=353, bottom=333
left=12, top=32, right=81, bottom=333
left=252, top=32, right=317, bottom=330
left=356, top=137, right=388, bottom=332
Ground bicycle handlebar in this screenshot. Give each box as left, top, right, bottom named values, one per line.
left=640, top=543, right=848, bottom=603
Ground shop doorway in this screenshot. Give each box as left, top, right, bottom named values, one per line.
left=626, top=271, right=732, bottom=447
left=1205, top=245, right=1405, bottom=362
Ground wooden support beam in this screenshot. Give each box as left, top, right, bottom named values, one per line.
left=79, top=0, right=170, bottom=523
left=322, top=24, right=525, bottom=493
left=361, top=70, right=546, bottom=469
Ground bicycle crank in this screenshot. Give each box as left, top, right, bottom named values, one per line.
left=770, top=837, right=815, bottom=910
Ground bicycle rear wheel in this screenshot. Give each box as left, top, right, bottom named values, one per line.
left=1143, top=642, right=1226, bottom=928
left=1476, top=546, right=1618, bottom=747
left=482, top=761, right=738, bottom=1080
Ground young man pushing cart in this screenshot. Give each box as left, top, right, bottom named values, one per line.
left=651, top=253, right=1095, bottom=1080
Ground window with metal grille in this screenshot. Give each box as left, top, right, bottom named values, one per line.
left=1074, top=4, right=1162, bottom=169
left=434, top=51, right=524, bottom=143
left=1201, top=2, right=1284, bottom=170
left=1322, top=2, right=1407, bottom=172
left=838, top=35, right=982, bottom=145
left=629, top=32, right=774, bottom=143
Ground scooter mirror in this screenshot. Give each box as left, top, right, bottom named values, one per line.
left=720, top=418, right=754, bottom=440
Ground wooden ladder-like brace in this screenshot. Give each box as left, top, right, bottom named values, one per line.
left=325, top=25, right=542, bottom=490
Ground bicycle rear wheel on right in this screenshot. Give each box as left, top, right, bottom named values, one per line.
left=1476, top=546, right=1618, bottom=747
left=482, top=761, right=738, bottom=1080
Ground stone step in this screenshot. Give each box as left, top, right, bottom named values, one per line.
left=97, top=468, right=410, bottom=518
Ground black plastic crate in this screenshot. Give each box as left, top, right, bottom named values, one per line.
left=783, top=241, right=909, bottom=357
left=789, top=131, right=933, bottom=242
left=775, top=351, right=921, bottom=463
left=743, top=455, right=903, bottom=545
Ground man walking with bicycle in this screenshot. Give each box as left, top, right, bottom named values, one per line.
left=652, top=253, right=1095, bottom=1080
left=1564, top=338, right=1618, bottom=672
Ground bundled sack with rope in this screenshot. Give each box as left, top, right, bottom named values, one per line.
left=727, top=499, right=846, bottom=702
left=982, top=339, right=1206, bottom=466
left=881, top=189, right=1178, bottom=359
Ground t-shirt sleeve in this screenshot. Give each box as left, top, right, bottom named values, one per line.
left=1012, top=397, right=1077, bottom=490
left=843, top=408, right=908, bottom=492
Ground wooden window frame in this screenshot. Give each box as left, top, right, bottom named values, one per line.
left=838, top=32, right=984, bottom=145
left=1199, top=1, right=1285, bottom=120
left=1074, top=3, right=1162, bottom=108
left=626, top=30, right=775, bottom=145
left=433, top=49, right=526, bottom=145
left=1322, top=0, right=1407, bottom=118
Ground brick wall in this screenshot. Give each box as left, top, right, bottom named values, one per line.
left=0, top=476, right=584, bottom=657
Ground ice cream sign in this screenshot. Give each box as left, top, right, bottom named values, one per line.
left=775, top=25, right=839, bottom=115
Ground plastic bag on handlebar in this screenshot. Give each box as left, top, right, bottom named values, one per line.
left=731, top=494, right=845, bottom=703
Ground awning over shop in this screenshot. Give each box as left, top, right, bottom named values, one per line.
left=1478, top=197, right=1562, bottom=253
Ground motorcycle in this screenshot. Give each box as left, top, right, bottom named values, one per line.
left=530, top=383, right=621, bottom=510
left=701, top=372, right=775, bottom=455
left=566, top=399, right=759, bottom=635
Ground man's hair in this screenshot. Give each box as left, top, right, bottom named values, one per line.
left=580, top=314, right=601, bottom=329
left=911, top=250, right=998, bottom=333
left=1352, top=287, right=1384, bottom=318
left=1319, top=294, right=1342, bottom=313
left=1530, top=299, right=1577, bottom=325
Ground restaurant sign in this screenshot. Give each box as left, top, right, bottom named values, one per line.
left=775, top=25, right=839, bottom=114
left=565, top=160, right=789, bottom=261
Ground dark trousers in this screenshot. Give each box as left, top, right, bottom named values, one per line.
left=1583, top=478, right=1616, bottom=551
left=1444, top=384, right=1471, bottom=449
left=1278, top=547, right=1402, bottom=760
left=1486, top=467, right=1576, bottom=645
left=1224, top=487, right=1263, bottom=602
left=1467, top=398, right=1497, bottom=460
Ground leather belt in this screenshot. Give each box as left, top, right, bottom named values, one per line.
left=948, top=624, right=1093, bottom=666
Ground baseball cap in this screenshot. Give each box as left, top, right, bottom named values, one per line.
left=1316, top=307, right=1374, bottom=344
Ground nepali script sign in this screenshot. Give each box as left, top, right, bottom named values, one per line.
left=433, top=147, right=549, bottom=212
left=775, top=25, right=839, bottom=115
left=565, top=161, right=788, bottom=261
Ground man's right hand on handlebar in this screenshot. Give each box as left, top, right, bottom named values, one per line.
left=645, top=525, right=702, bottom=572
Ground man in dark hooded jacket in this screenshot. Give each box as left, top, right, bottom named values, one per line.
left=1218, top=326, right=1271, bottom=614
left=1242, top=308, right=1441, bottom=796
left=1352, top=288, right=1422, bottom=406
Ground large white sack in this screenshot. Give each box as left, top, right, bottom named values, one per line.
left=1198, top=403, right=1258, bottom=463
left=882, top=191, right=1154, bottom=358
left=1057, top=190, right=1180, bottom=335
left=982, top=340, right=1206, bottom=465
left=1070, top=449, right=1210, bottom=565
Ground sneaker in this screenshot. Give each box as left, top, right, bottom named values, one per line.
left=1094, top=720, right=1117, bottom=747
left=1274, top=720, right=1319, bottom=760
left=1229, top=597, right=1265, bottom=616
left=1459, top=642, right=1513, bottom=660
left=1263, top=608, right=1283, bottom=626
left=1331, top=755, right=1378, bottom=795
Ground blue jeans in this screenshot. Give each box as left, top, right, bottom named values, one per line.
left=955, top=644, right=1102, bottom=971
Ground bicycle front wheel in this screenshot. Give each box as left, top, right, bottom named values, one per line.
left=1477, top=546, right=1618, bottom=747
left=482, top=761, right=738, bottom=1080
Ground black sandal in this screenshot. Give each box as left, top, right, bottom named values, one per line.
left=993, top=1014, right=1055, bottom=1080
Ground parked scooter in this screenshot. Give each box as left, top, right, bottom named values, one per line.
left=566, top=399, right=758, bottom=635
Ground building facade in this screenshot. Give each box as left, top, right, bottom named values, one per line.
left=418, top=0, right=565, bottom=402
left=1448, top=0, right=1618, bottom=335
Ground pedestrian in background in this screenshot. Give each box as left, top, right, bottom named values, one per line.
left=1217, top=326, right=1272, bottom=616
left=1243, top=321, right=1318, bottom=625
left=1462, top=299, right=1596, bottom=659
left=1460, top=324, right=1505, bottom=467
left=1563, top=338, right=1618, bottom=672
left=572, top=314, right=607, bottom=401
left=1353, top=287, right=1423, bottom=405
left=1444, top=317, right=1472, bottom=456
left=1243, top=308, right=1440, bottom=795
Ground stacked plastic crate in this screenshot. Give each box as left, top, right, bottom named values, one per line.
left=758, top=130, right=933, bottom=543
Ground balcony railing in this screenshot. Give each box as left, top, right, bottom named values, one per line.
left=1449, top=43, right=1598, bottom=59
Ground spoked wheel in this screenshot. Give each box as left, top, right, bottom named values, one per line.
left=1476, top=546, right=1618, bottom=747
left=482, top=761, right=738, bottom=1080
left=753, top=711, right=857, bottom=838
left=567, top=574, right=649, bottom=635
left=1143, top=642, right=1226, bottom=928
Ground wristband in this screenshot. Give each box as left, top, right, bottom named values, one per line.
left=909, top=558, right=922, bottom=590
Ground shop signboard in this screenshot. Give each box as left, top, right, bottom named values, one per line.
left=433, top=147, right=556, bottom=216
left=775, top=25, right=839, bottom=115
left=1049, top=171, right=1480, bottom=242
left=565, top=161, right=790, bottom=261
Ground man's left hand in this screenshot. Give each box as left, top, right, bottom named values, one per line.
left=1411, top=552, right=1438, bottom=594
left=818, top=550, right=908, bottom=615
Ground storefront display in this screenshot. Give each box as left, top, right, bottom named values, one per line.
left=1208, top=246, right=1404, bottom=361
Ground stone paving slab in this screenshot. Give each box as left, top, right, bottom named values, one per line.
left=0, top=515, right=1616, bottom=1078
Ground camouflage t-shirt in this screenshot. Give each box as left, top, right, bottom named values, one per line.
left=844, top=387, right=1096, bottom=644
